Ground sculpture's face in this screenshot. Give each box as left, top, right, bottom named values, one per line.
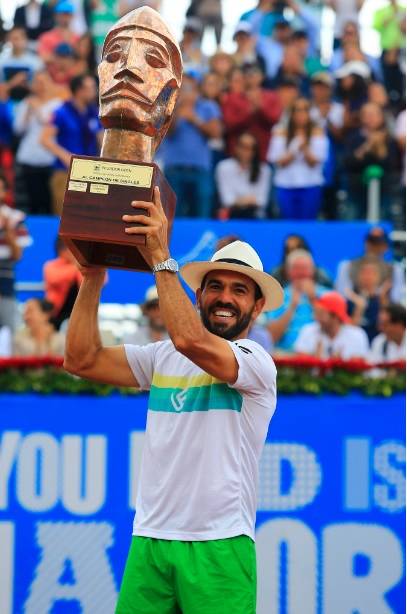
left=98, top=25, right=180, bottom=140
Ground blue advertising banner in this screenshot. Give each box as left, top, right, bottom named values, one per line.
left=17, top=218, right=393, bottom=305
left=0, top=392, right=405, bottom=614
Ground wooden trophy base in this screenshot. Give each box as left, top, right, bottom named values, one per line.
left=59, top=155, right=175, bottom=271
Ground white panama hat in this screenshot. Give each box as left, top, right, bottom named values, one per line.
left=180, top=241, right=284, bottom=312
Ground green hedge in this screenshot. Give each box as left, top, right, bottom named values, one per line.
left=0, top=367, right=404, bottom=397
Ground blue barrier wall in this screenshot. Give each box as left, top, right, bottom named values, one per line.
left=17, top=218, right=393, bottom=304
left=0, top=392, right=405, bottom=614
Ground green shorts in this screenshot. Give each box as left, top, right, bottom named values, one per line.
left=115, top=535, right=256, bottom=614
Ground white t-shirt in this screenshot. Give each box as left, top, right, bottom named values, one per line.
left=294, top=322, right=369, bottom=359
left=369, top=333, right=406, bottom=363
left=310, top=102, right=345, bottom=130
left=267, top=131, right=329, bottom=188
left=215, top=158, right=272, bottom=214
left=124, top=338, right=277, bottom=541
left=15, top=98, right=61, bottom=167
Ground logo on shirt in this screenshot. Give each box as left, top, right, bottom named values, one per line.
left=235, top=344, right=252, bottom=354
left=170, top=389, right=188, bottom=412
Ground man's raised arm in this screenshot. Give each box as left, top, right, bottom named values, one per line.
left=64, top=267, right=139, bottom=387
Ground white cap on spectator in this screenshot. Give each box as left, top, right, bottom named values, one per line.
left=335, top=60, right=371, bottom=80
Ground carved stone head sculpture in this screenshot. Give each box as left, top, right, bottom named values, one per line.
left=98, top=7, right=183, bottom=158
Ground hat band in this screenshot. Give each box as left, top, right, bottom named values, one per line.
left=214, top=258, right=253, bottom=268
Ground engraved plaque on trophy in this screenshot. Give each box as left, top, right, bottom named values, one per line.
left=59, top=6, right=183, bottom=271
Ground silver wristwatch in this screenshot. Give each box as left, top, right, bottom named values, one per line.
left=152, top=258, right=179, bottom=274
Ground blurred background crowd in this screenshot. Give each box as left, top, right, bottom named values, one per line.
left=0, top=0, right=405, bottom=366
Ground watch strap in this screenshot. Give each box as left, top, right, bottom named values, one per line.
left=152, top=258, right=179, bottom=273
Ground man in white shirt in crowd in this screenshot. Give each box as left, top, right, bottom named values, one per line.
left=369, top=303, right=406, bottom=364
left=294, top=290, right=369, bottom=359
left=0, top=26, right=43, bottom=103
left=64, top=187, right=284, bottom=614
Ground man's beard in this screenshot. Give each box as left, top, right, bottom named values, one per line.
left=200, top=301, right=254, bottom=340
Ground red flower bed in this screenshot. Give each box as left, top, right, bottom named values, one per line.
left=0, top=356, right=404, bottom=373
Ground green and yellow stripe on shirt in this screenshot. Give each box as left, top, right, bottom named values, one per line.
left=149, top=373, right=243, bottom=414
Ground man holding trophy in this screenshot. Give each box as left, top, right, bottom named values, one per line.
left=63, top=7, right=283, bottom=613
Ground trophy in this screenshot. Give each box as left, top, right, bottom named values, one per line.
left=59, top=7, right=183, bottom=271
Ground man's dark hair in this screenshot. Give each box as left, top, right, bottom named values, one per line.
left=282, top=234, right=310, bottom=260
left=292, top=29, right=308, bottom=41
left=274, top=20, right=290, bottom=30
left=236, top=132, right=261, bottom=183
left=382, top=303, right=406, bottom=326
left=70, top=73, right=92, bottom=95
left=33, top=298, right=55, bottom=316
left=201, top=273, right=263, bottom=302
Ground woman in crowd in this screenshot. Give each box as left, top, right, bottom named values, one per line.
left=215, top=131, right=271, bottom=219
left=335, top=61, right=370, bottom=132
left=343, top=101, right=398, bottom=219
left=13, top=297, right=65, bottom=356
left=267, top=97, right=329, bottom=219
left=75, top=33, right=97, bottom=74
left=14, top=69, right=62, bottom=214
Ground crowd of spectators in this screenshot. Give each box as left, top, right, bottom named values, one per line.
left=0, top=0, right=404, bottom=221
left=0, top=1, right=405, bottom=369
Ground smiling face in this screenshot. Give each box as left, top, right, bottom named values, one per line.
left=197, top=270, right=264, bottom=340
left=98, top=8, right=182, bottom=148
